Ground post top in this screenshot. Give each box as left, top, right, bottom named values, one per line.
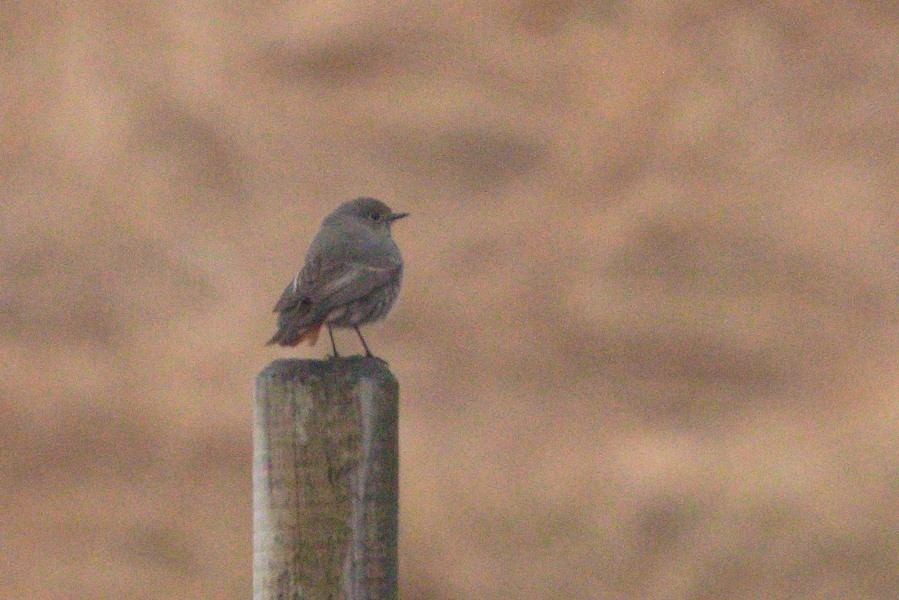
left=257, top=356, right=396, bottom=389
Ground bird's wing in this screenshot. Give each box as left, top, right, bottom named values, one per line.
left=273, top=252, right=400, bottom=314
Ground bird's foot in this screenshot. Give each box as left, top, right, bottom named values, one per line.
left=367, top=353, right=389, bottom=365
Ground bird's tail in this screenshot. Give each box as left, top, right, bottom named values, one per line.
left=266, top=322, right=322, bottom=347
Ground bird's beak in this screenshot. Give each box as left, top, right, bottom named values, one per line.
left=387, top=212, right=409, bottom=222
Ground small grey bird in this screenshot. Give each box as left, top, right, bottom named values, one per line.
left=267, top=197, right=408, bottom=357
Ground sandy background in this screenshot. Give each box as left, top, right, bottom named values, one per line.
left=2, top=2, right=897, bottom=598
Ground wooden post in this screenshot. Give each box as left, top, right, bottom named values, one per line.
left=253, top=357, right=399, bottom=599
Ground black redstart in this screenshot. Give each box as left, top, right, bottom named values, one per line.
left=267, top=197, right=408, bottom=357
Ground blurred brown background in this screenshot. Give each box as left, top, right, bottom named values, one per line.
left=2, top=1, right=897, bottom=598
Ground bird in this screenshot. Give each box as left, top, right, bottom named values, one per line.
left=267, top=197, right=408, bottom=358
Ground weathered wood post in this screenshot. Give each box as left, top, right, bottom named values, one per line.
left=253, top=357, right=399, bottom=599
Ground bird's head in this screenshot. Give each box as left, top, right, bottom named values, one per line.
left=326, top=197, right=409, bottom=234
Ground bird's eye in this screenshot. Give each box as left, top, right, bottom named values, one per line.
left=370, top=212, right=382, bottom=222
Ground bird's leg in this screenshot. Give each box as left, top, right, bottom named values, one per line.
left=327, top=325, right=340, bottom=358
left=353, top=326, right=373, bottom=358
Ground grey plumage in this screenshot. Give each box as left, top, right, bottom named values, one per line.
left=267, top=197, right=407, bottom=356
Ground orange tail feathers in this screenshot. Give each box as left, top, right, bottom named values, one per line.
left=266, top=322, right=322, bottom=347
